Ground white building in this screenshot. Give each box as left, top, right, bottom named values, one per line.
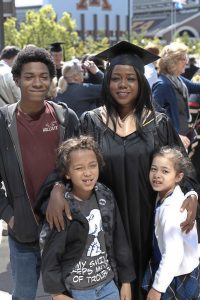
left=16, top=0, right=132, bottom=41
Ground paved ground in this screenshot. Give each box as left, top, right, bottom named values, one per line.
left=0, top=220, right=50, bottom=299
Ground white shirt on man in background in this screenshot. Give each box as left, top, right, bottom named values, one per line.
left=145, top=63, right=158, bottom=88
left=0, top=60, right=21, bottom=106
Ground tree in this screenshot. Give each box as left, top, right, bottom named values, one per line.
left=4, top=5, right=79, bottom=60
left=4, top=4, right=110, bottom=60
left=4, top=17, right=20, bottom=47
left=174, top=32, right=200, bottom=57
left=75, top=36, right=110, bottom=59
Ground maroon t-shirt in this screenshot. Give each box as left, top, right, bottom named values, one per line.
left=16, top=101, right=60, bottom=206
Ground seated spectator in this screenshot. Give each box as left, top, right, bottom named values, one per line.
left=55, top=59, right=102, bottom=117
left=0, top=46, right=21, bottom=106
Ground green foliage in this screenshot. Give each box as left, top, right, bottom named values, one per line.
left=4, top=18, right=20, bottom=47
left=4, top=5, right=200, bottom=60
left=4, top=4, right=79, bottom=60
left=75, top=36, right=109, bottom=59
left=174, top=32, right=200, bottom=57
left=121, top=31, right=162, bottom=50
left=4, top=4, right=109, bottom=61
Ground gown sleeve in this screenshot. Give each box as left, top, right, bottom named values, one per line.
left=79, top=110, right=102, bottom=143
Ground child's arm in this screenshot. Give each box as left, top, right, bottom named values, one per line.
left=52, top=293, right=73, bottom=300
left=120, top=282, right=132, bottom=300
left=147, top=288, right=161, bottom=300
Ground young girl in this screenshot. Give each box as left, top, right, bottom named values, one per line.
left=142, top=146, right=199, bottom=300
left=40, top=135, right=135, bottom=300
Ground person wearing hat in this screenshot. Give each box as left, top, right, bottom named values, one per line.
left=50, top=42, right=65, bottom=81
left=39, top=41, right=199, bottom=300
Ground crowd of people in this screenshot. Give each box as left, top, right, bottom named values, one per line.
left=0, top=39, right=199, bottom=300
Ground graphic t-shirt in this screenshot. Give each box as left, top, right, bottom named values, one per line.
left=67, top=193, right=114, bottom=290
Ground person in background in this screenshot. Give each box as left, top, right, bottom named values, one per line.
left=37, top=41, right=199, bottom=300
left=50, top=42, right=65, bottom=81
left=144, top=43, right=160, bottom=88
left=0, top=45, right=21, bottom=106
left=182, top=57, right=199, bottom=80
left=81, top=54, right=105, bottom=84
left=152, top=42, right=200, bottom=150
left=142, top=146, right=199, bottom=300
left=40, top=136, right=135, bottom=300
left=55, top=59, right=102, bottom=117
left=0, top=46, right=78, bottom=300
left=47, top=77, right=58, bottom=100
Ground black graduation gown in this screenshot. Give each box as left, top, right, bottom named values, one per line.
left=79, top=108, right=196, bottom=300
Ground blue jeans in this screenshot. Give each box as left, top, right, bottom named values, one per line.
left=8, top=236, right=41, bottom=300
left=71, top=280, right=120, bottom=300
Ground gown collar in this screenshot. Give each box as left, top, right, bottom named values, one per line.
left=99, top=106, right=152, bottom=137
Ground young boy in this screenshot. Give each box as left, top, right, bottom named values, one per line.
left=40, top=136, right=135, bottom=300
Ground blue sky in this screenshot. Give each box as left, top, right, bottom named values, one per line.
left=15, top=0, right=43, bottom=7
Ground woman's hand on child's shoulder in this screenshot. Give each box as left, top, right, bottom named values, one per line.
left=46, top=182, right=72, bottom=231
left=120, top=282, right=132, bottom=300
left=147, top=288, right=161, bottom=300
left=180, top=193, right=197, bottom=233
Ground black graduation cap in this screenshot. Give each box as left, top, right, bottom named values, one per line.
left=49, top=42, right=65, bottom=52
left=95, top=41, right=160, bottom=73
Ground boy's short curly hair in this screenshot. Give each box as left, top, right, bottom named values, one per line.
left=57, top=135, right=104, bottom=177
left=12, top=46, right=56, bottom=79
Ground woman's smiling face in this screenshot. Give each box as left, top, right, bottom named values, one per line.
left=109, top=65, right=139, bottom=114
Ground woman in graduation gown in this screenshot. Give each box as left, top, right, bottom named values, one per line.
left=39, top=41, right=199, bottom=300
left=75, top=41, right=198, bottom=300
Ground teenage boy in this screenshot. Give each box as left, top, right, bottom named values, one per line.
left=0, top=46, right=78, bottom=300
